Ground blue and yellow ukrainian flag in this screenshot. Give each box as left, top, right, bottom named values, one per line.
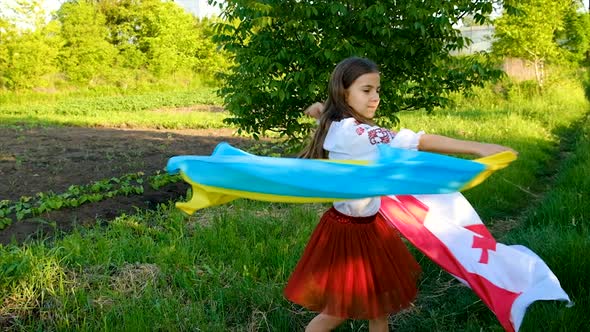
left=166, top=142, right=516, bottom=214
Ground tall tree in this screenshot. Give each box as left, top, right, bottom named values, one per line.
left=0, top=22, right=62, bottom=89
left=558, top=1, right=590, bottom=64
left=210, top=0, right=508, bottom=141
left=0, top=0, right=62, bottom=89
left=0, top=18, right=15, bottom=88
left=492, top=0, right=573, bottom=87
left=100, top=0, right=230, bottom=80
left=57, top=0, right=117, bottom=84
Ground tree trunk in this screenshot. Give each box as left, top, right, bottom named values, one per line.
left=533, top=58, right=544, bottom=89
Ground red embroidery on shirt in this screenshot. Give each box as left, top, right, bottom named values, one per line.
left=367, top=128, right=392, bottom=144
left=356, top=127, right=365, bottom=135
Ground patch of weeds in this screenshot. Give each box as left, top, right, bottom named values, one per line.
left=110, top=263, right=160, bottom=297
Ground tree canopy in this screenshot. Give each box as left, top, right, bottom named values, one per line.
left=211, top=0, right=513, bottom=140
left=493, top=0, right=589, bottom=86
left=0, top=0, right=230, bottom=90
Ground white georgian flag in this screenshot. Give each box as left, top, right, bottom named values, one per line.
left=380, top=193, right=572, bottom=332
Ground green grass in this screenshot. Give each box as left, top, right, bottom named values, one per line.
left=0, top=88, right=230, bottom=129
left=505, top=112, right=590, bottom=331
left=1, top=201, right=319, bottom=330
left=394, top=77, right=588, bottom=220
left=1, top=75, right=589, bottom=331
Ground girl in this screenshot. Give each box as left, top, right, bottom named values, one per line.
left=283, top=57, right=515, bottom=332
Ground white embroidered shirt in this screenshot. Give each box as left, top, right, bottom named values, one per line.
left=323, top=117, right=424, bottom=217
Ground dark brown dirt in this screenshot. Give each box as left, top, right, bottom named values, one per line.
left=0, top=125, right=255, bottom=245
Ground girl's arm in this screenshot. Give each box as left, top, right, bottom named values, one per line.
left=302, top=103, right=516, bottom=157
left=418, top=134, right=516, bottom=157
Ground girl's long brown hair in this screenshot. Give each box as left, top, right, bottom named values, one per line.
left=300, top=57, right=379, bottom=159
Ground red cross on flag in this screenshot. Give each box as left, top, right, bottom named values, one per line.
left=380, top=193, right=572, bottom=332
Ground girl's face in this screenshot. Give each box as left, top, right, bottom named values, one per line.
left=345, top=72, right=380, bottom=119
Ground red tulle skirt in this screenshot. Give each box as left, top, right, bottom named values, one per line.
left=284, top=207, right=421, bottom=319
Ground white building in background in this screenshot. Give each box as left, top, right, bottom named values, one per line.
left=454, top=26, right=495, bottom=55
left=174, top=0, right=222, bottom=17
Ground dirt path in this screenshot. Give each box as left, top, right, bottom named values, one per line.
left=0, top=126, right=254, bottom=244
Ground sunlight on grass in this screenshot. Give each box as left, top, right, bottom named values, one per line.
left=0, top=89, right=229, bottom=130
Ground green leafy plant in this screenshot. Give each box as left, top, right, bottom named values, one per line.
left=0, top=171, right=184, bottom=230
left=149, top=172, right=181, bottom=190
left=211, top=0, right=508, bottom=142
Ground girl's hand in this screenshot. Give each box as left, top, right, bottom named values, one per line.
left=304, top=102, right=324, bottom=120
left=475, top=143, right=518, bottom=157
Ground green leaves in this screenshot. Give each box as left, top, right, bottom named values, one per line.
left=491, top=0, right=584, bottom=87
left=213, top=0, right=504, bottom=141
left=0, top=172, right=180, bottom=230
left=0, top=0, right=231, bottom=90
left=0, top=3, right=62, bottom=90
left=57, top=1, right=117, bottom=84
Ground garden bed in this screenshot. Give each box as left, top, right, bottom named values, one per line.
left=0, top=125, right=252, bottom=244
